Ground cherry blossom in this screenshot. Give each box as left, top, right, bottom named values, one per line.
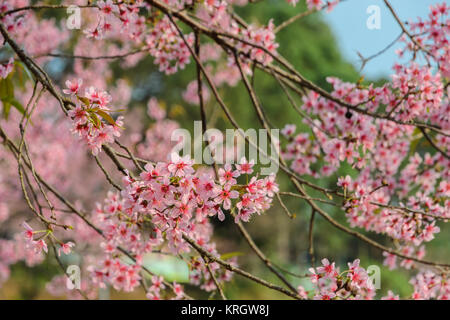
left=64, top=79, right=122, bottom=155
left=58, top=242, right=75, bottom=256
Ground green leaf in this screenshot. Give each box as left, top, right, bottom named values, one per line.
left=0, top=77, right=14, bottom=100
left=409, top=136, right=422, bottom=156
left=412, top=127, right=421, bottom=136
left=1, top=100, right=11, bottom=119
left=1, top=97, right=26, bottom=119
left=0, top=77, right=15, bottom=119
left=14, top=60, right=33, bottom=82
left=96, top=110, right=116, bottom=125
left=77, top=95, right=91, bottom=106
left=90, top=113, right=101, bottom=128
left=7, top=97, right=25, bottom=114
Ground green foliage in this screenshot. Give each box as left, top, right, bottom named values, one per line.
left=0, top=61, right=28, bottom=119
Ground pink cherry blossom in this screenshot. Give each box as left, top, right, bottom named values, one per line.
left=58, top=242, right=75, bottom=256
left=63, top=79, right=83, bottom=95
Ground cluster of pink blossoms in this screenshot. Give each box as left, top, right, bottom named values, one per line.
left=1, top=0, right=68, bottom=59
left=410, top=271, right=450, bottom=300
left=276, top=5, right=449, bottom=295
left=237, top=20, right=278, bottom=65
left=339, top=175, right=444, bottom=245
left=146, top=275, right=185, bottom=300
left=292, top=69, right=448, bottom=270
left=400, top=3, right=449, bottom=78
left=80, top=0, right=278, bottom=96
left=305, top=0, right=327, bottom=10
left=144, top=16, right=194, bottom=75
left=193, top=1, right=279, bottom=68
left=22, top=222, right=49, bottom=255
left=297, top=259, right=376, bottom=300
left=88, top=155, right=277, bottom=295
left=21, top=222, right=74, bottom=257
left=64, top=79, right=123, bottom=156
left=286, top=0, right=340, bottom=12
left=297, top=258, right=440, bottom=300
left=83, top=0, right=194, bottom=75
left=281, top=124, right=322, bottom=177
left=0, top=1, right=24, bottom=35
left=390, top=63, right=444, bottom=122
left=83, top=0, right=136, bottom=40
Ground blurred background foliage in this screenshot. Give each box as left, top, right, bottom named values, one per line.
left=1, top=0, right=448, bottom=299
